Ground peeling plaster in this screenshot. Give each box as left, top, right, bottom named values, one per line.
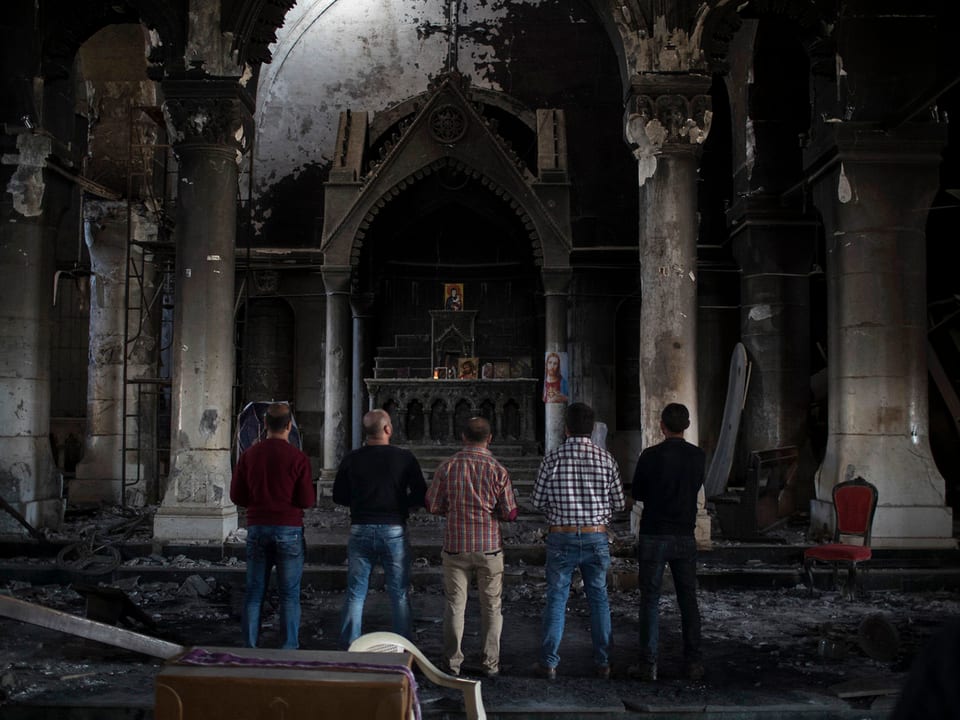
left=835, top=53, right=847, bottom=102
left=618, top=11, right=705, bottom=75
left=199, top=409, right=219, bottom=438
left=3, top=134, right=52, bottom=217
left=254, top=0, right=554, bottom=200
left=744, top=116, right=755, bottom=181
left=837, top=162, right=853, bottom=204
left=186, top=0, right=242, bottom=76
left=748, top=304, right=775, bottom=322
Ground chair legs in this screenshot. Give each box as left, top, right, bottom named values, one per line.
left=843, top=564, right=865, bottom=601
left=806, top=559, right=865, bottom=600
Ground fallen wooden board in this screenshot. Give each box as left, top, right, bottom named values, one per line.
left=0, top=593, right=185, bottom=660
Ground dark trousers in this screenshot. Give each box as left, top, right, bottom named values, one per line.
left=637, top=533, right=701, bottom=664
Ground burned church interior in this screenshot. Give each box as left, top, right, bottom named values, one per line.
left=2, top=0, right=960, bottom=717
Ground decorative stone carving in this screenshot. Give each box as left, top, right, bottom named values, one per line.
left=253, top=270, right=280, bottom=295
left=162, top=77, right=254, bottom=154
left=429, top=104, right=468, bottom=144
left=626, top=91, right=713, bottom=152
left=366, top=378, right=538, bottom=451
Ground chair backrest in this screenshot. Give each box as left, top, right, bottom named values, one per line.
left=832, top=476, right=878, bottom=544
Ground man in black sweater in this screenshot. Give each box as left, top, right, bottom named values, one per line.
left=333, top=409, right=426, bottom=648
left=631, top=403, right=705, bottom=682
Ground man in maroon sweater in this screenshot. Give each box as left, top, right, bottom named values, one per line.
left=230, top=403, right=316, bottom=649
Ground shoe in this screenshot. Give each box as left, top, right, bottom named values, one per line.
left=533, top=662, right=557, bottom=681
left=483, top=668, right=499, bottom=678
left=684, top=660, right=705, bottom=681
left=596, top=665, right=611, bottom=680
left=627, top=662, right=657, bottom=681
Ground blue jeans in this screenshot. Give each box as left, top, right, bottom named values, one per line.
left=541, top=530, right=612, bottom=669
left=339, top=524, right=412, bottom=649
left=637, top=534, right=701, bottom=664
left=242, top=524, right=305, bottom=649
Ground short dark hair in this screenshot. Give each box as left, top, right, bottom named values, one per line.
left=463, top=416, right=491, bottom=443
left=565, top=402, right=595, bottom=436
left=661, top=403, right=690, bottom=433
left=265, top=403, right=292, bottom=432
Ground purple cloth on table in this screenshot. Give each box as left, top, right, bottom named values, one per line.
left=176, top=647, right=420, bottom=720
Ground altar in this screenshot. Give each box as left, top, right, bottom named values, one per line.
left=365, top=307, right=539, bottom=451
left=365, top=377, right=539, bottom=450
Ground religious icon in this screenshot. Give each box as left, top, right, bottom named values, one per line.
left=494, top=361, right=510, bottom=379
left=481, top=362, right=495, bottom=379
left=543, top=351, right=569, bottom=404
left=443, top=283, right=464, bottom=311
left=458, top=356, right=479, bottom=379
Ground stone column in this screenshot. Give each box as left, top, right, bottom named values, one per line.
left=321, top=265, right=352, bottom=482
left=626, top=79, right=711, bottom=544
left=0, top=132, right=64, bottom=533
left=730, top=207, right=816, bottom=460
left=72, top=201, right=157, bottom=505
left=542, top=267, right=571, bottom=452
left=569, top=271, right=618, bottom=430
left=809, top=125, right=953, bottom=547
left=153, top=77, right=253, bottom=542
left=351, top=292, right=375, bottom=450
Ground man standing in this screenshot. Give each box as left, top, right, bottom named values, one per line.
left=425, top=417, right=518, bottom=678
left=631, top=402, right=705, bottom=681
left=230, top=402, right=315, bottom=649
left=333, top=409, right=427, bottom=649
left=531, top=402, right=625, bottom=680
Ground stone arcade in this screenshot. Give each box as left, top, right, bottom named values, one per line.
left=2, top=2, right=958, bottom=549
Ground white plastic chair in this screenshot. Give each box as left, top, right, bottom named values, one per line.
left=348, top=631, right=486, bottom=720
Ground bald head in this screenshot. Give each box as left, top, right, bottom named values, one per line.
left=264, top=402, right=292, bottom=437
left=362, top=409, right=392, bottom=445
left=462, top=416, right=491, bottom=447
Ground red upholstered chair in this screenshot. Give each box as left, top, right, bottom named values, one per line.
left=804, top=477, right=878, bottom=599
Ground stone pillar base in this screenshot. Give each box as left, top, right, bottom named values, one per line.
left=694, top=507, right=712, bottom=550
left=317, top=468, right=337, bottom=499
left=153, top=505, right=238, bottom=543
left=810, top=498, right=955, bottom=549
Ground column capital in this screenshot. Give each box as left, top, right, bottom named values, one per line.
left=541, top=266, right=572, bottom=295
left=162, top=74, right=254, bottom=155
left=322, top=264, right=353, bottom=295
left=350, top=292, right=376, bottom=318
left=625, top=74, right=713, bottom=155
left=804, top=122, right=947, bottom=184
left=804, top=122, right=947, bottom=233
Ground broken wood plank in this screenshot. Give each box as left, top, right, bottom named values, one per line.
left=0, top=594, right=185, bottom=660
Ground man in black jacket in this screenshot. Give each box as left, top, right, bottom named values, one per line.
left=333, top=409, right=426, bottom=648
left=631, top=403, right=705, bottom=682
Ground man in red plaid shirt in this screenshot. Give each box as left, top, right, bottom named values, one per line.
left=425, top=416, right=518, bottom=678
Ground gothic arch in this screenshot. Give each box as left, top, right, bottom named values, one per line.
left=349, top=156, right=546, bottom=268
left=321, top=74, right=571, bottom=270
left=40, top=0, right=184, bottom=80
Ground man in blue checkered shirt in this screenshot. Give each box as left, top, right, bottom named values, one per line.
left=531, top=402, right=625, bottom=680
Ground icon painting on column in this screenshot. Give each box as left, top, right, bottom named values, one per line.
left=543, top=352, right=568, bottom=404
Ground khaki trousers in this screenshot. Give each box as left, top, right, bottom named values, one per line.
left=441, top=549, right=504, bottom=674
